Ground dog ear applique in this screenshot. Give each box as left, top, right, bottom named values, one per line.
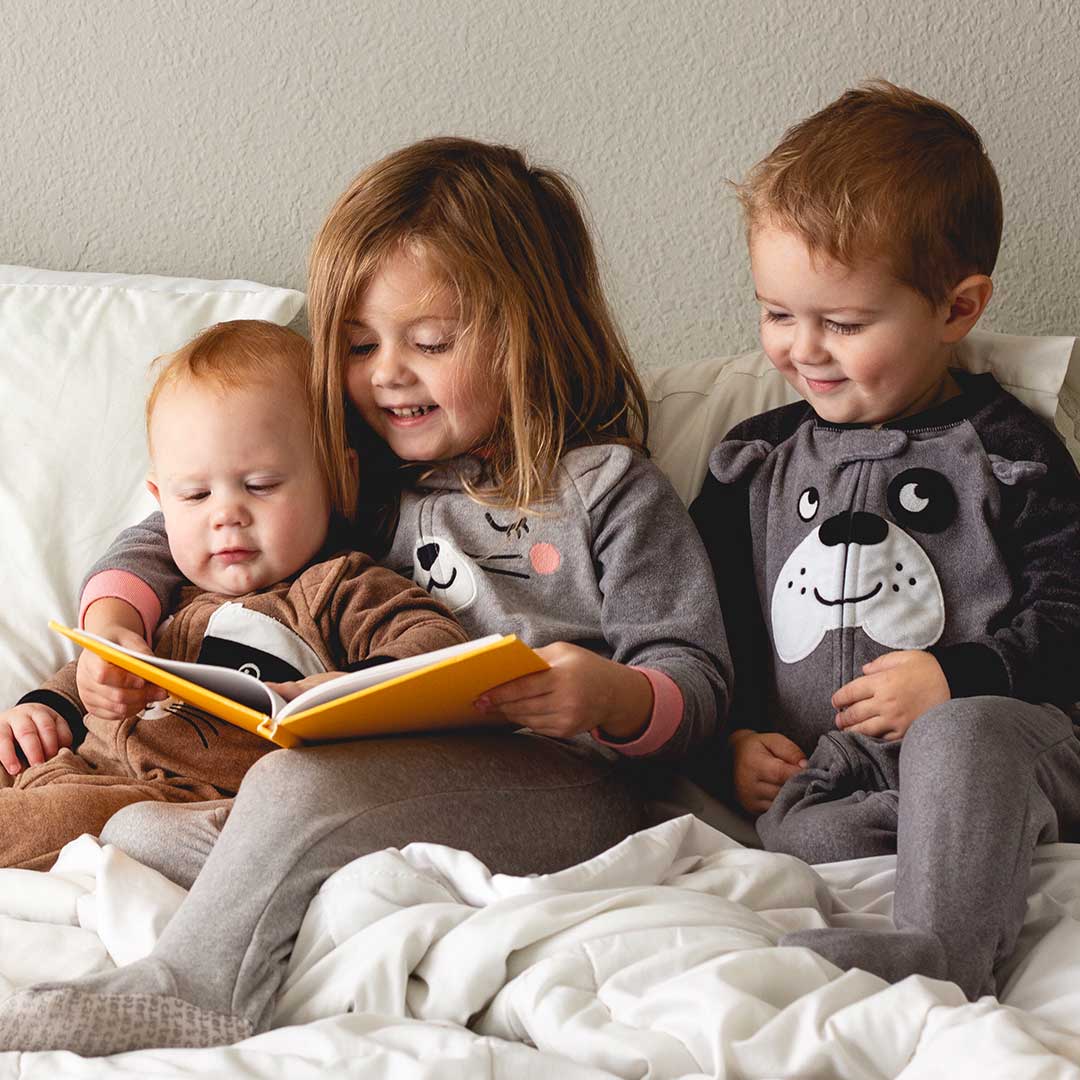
left=709, top=439, right=772, bottom=484
left=988, top=454, right=1048, bottom=487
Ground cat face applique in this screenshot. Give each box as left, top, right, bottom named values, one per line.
left=408, top=511, right=563, bottom=614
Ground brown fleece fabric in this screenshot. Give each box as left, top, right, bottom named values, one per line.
left=2, top=551, right=466, bottom=870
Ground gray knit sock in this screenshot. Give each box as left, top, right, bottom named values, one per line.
left=780, top=927, right=952, bottom=990
left=0, top=957, right=253, bottom=1055
left=0, top=988, right=252, bottom=1055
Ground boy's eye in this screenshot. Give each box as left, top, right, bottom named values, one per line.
left=825, top=320, right=862, bottom=335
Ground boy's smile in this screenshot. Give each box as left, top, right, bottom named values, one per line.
left=749, top=225, right=959, bottom=426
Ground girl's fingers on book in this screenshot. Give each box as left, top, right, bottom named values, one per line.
left=476, top=671, right=552, bottom=708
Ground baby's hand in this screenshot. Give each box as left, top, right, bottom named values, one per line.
left=76, top=626, right=167, bottom=722
left=473, top=642, right=653, bottom=740
left=0, top=703, right=73, bottom=776
left=265, top=672, right=346, bottom=702
left=833, top=650, right=950, bottom=741
left=730, top=729, right=808, bottom=815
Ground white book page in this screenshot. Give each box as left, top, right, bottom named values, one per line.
left=277, top=634, right=504, bottom=721
left=73, top=628, right=286, bottom=716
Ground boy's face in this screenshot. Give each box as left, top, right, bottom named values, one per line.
left=750, top=225, right=954, bottom=425
left=147, top=376, right=331, bottom=595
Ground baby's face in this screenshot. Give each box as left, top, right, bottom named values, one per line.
left=750, top=224, right=954, bottom=425
left=147, top=376, right=331, bottom=595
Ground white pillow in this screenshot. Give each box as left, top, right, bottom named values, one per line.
left=1, top=266, right=305, bottom=708
left=645, top=329, right=1080, bottom=506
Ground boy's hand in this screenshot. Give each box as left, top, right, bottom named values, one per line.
left=833, top=650, right=950, bottom=741
left=76, top=626, right=167, bottom=721
left=473, top=642, right=653, bottom=740
left=0, top=703, right=73, bottom=776
left=730, top=728, right=808, bottom=815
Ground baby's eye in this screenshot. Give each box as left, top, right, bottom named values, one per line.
left=825, top=320, right=863, bottom=335
left=246, top=482, right=280, bottom=495
left=179, top=491, right=209, bottom=503
left=761, top=309, right=790, bottom=324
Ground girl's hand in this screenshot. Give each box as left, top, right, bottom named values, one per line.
left=833, top=650, right=950, bottom=741
left=0, top=703, right=73, bottom=776
left=266, top=672, right=346, bottom=702
left=76, top=626, right=168, bottom=722
left=730, top=728, right=808, bottom=815
left=474, top=642, right=653, bottom=740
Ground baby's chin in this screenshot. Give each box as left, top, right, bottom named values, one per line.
left=182, top=561, right=275, bottom=596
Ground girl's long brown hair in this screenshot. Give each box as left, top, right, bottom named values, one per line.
left=307, top=138, right=648, bottom=541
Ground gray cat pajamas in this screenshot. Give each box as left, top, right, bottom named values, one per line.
left=691, top=370, right=1080, bottom=999
left=0, top=444, right=732, bottom=1054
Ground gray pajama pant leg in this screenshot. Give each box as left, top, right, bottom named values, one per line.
left=44, top=731, right=643, bottom=1038
left=757, top=730, right=901, bottom=861
left=895, top=697, right=1080, bottom=997
left=102, top=798, right=233, bottom=889
left=760, top=698, right=1080, bottom=999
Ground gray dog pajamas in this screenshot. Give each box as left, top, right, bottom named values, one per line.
left=691, top=370, right=1080, bottom=998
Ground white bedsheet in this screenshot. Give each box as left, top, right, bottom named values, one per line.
left=1, top=815, right=1079, bottom=1078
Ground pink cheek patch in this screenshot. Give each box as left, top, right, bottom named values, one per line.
left=529, top=542, right=561, bottom=575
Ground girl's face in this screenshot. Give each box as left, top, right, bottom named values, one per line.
left=344, top=251, right=501, bottom=463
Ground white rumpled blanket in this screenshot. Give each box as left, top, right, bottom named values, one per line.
left=1, top=815, right=1079, bottom=1078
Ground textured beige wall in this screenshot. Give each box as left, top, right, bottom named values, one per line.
left=3, top=0, right=1078, bottom=369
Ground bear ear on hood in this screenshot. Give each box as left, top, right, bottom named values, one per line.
left=988, top=454, right=1048, bottom=487
left=709, top=439, right=772, bottom=484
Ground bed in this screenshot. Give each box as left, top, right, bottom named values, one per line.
left=2, top=264, right=1079, bottom=1077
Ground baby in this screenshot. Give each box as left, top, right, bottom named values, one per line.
left=0, top=319, right=466, bottom=869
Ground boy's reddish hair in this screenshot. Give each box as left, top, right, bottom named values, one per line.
left=737, top=80, right=1003, bottom=303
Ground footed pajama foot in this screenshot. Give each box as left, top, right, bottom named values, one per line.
left=0, top=958, right=252, bottom=1055
left=780, top=927, right=955, bottom=992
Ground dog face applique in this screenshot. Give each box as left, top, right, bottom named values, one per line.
left=711, top=423, right=1024, bottom=672
left=769, top=467, right=952, bottom=662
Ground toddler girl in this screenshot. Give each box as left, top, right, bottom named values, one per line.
left=0, top=138, right=731, bottom=1055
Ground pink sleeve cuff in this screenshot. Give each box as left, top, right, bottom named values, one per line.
left=79, top=571, right=161, bottom=641
left=591, top=666, right=684, bottom=756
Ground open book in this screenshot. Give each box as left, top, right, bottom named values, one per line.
left=50, top=621, right=548, bottom=748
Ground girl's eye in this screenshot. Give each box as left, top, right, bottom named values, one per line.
left=761, top=310, right=790, bottom=324
left=416, top=340, right=452, bottom=355
left=247, top=482, right=279, bottom=494
left=825, top=320, right=862, bottom=335
left=349, top=343, right=376, bottom=357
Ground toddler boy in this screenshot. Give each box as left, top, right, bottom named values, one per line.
left=0, top=319, right=466, bottom=869
left=691, top=82, right=1080, bottom=999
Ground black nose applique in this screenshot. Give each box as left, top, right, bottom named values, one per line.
left=416, top=543, right=440, bottom=572
left=819, top=511, right=889, bottom=547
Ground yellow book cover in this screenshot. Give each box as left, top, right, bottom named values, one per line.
left=49, top=621, right=548, bottom=749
